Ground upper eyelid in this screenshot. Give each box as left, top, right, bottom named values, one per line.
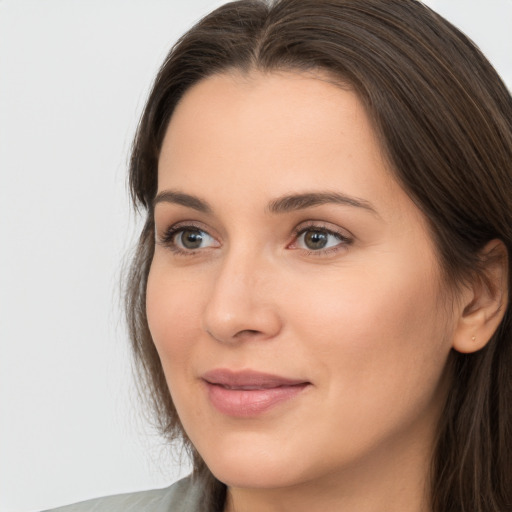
left=156, top=220, right=353, bottom=246
left=295, top=228, right=350, bottom=242
left=156, top=220, right=211, bottom=236
left=158, top=220, right=349, bottom=234
left=292, top=220, right=354, bottom=238
left=157, top=224, right=220, bottom=255
left=292, top=227, right=351, bottom=246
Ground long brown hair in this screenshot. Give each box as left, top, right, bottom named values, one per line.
left=126, top=1, right=512, bottom=510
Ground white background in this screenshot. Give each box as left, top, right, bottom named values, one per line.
left=0, top=1, right=510, bottom=511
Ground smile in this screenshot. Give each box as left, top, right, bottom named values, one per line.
left=201, top=369, right=311, bottom=417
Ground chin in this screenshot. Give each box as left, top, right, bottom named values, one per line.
left=209, top=459, right=300, bottom=490
left=197, top=434, right=307, bottom=489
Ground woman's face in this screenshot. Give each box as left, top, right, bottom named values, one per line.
left=147, top=71, right=457, bottom=491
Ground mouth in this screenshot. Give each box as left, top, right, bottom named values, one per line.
left=201, top=369, right=311, bottom=417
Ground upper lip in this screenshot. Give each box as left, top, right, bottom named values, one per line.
left=201, top=369, right=309, bottom=389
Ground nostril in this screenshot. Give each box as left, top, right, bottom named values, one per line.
left=234, top=329, right=262, bottom=338
left=203, top=299, right=282, bottom=344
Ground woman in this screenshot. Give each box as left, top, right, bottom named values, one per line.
left=48, top=0, right=512, bottom=511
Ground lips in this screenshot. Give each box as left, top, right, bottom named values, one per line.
left=201, top=369, right=310, bottom=417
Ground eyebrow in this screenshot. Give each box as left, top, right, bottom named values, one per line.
left=153, top=190, right=213, bottom=213
left=153, top=189, right=377, bottom=216
left=267, top=192, right=378, bottom=215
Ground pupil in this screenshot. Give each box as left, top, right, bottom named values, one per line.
left=305, top=230, right=327, bottom=250
left=182, top=229, right=203, bottom=249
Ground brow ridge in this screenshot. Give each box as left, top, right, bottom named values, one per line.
left=153, top=189, right=377, bottom=216
left=267, top=192, right=377, bottom=215
left=153, top=190, right=212, bottom=213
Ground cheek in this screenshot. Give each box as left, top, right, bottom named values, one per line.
left=277, top=261, right=451, bottom=462
left=146, top=262, right=204, bottom=368
left=293, top=269, right=439, bottom=343
left=288, top=255, right=451, bottom=402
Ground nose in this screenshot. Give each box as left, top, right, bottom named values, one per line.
left=202, top=249, right=282, bottom=344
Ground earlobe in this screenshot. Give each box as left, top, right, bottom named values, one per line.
left=453, top=310, right=491, bottom=354
left=452, top=240, right=509, bottom=354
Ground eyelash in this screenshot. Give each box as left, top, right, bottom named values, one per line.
left=157, top=221, right=353, bottom=257
left=157, top=222, right=213, bottom=257
left=291, top=222, right=353, bottom=256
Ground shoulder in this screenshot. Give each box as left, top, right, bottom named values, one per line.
left=42, top=475, right=203, bottom=512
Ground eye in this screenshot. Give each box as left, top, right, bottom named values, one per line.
left=159, top=225, right=219, bottom=254
left=292, top=225, right=352, bottom=253
left=175, top=228, right=215, bottom=250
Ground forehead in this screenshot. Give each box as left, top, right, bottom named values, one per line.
left=163, top=70, right=365, bottom=151
left=158, top=70, right=420, bottom=226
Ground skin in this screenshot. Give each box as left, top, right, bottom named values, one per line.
left=146, top=71, right=469, bottom=512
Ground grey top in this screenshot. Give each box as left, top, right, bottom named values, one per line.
left=43, top=476, right=204, bottom=512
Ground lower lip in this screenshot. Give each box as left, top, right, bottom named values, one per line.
left=204, top=382, right=309, bottom=417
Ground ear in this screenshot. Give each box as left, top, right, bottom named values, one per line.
left=452, top=240, right=509, bottom=354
